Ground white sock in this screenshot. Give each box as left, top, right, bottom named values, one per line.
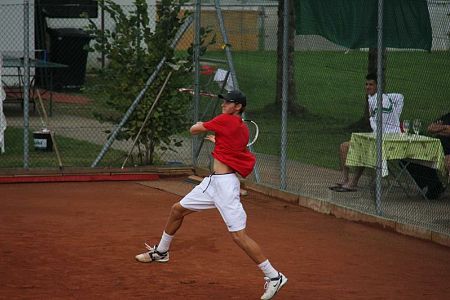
left=258, top=259, right=279, bottom=279
left=156, top=231, right=173, bottom=253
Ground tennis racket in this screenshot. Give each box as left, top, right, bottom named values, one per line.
left=177, top=88, right=216, bottom=98
left=244, top=119, right=259, bottom=147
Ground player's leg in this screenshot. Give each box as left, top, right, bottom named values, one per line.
left=164, top=202, right=195, bottom=236
left=229, top=229, right=266, bottom=264
left=230, top=229, right=287, bottom=300
left=213, top=174, right=287, bottom=299
left=136, top=176, right=215, bottom=263
left=135, top=203, right=194, bottom=263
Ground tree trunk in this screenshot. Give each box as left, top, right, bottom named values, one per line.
left=275, top=0, right=305, bottom=115
left=347, top=48, right=386, bottom=131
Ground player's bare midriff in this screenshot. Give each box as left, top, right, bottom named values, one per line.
left=212, top=158, right=234, bottom=174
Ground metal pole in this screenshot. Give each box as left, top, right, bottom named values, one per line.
left=214, top=0, right=239, bottom=90
left=280, top=0, right=289, bottom=190
left=91, top=16, right=193, bottom=167
left=214, top=0, right=261, bottom=183
left=101, top=5, right=105, bottom=69
left=192, top=0, right=201, bottom=167
left=23, top=0, right=30, bottom=169
left=375, top=0, right=384, bottom=215
left=258, top=6, right=265, bottom=51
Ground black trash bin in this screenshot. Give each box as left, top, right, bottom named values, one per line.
left=47, top=28, right=91, bottom=90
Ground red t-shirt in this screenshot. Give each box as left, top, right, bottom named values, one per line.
left=203, top=114, right=256, bottom=178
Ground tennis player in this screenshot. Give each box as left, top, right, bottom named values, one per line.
left=136, top=90, right=287, bottom=300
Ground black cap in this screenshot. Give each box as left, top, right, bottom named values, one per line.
left=218, top=90, right=247, bottom=107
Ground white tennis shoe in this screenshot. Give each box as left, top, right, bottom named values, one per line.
left=135, top=243, right=169, bottom=263
left=260, top=272, right=288, bottom=300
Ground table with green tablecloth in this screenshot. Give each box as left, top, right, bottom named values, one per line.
left=346, top=132, right=446, bottom=176
left=346, top=132, right=446, bottom=199
left=346, top=133, right=445, bottom=174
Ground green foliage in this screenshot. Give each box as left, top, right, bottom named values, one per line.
left=84, top=0, right=214, bottom=165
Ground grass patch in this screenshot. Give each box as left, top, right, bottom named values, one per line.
left=0, top=127, right=126, bottom=168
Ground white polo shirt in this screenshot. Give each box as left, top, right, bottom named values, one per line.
left=368, top=93, right=404, bottom=133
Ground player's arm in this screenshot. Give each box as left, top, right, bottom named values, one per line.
left=190, top=122, right=208, bottom=135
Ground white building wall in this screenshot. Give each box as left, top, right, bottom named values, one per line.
left=0, top=0, right=35, bottom=81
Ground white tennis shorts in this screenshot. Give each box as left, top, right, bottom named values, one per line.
left=180, top=173, right=247, bottom=232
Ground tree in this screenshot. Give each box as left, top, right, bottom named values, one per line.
left=275, top=0, right=305, bottom=115
left=85, top=0, right=213, bottom=165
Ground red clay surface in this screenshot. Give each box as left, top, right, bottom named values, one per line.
left=1, top=179, right=450, bottom=299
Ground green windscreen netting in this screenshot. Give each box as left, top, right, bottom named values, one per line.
left=295, top=0, right=432, bottom=51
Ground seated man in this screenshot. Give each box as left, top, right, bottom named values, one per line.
left=428, top=113, right=450, bottom=177
left=404, top=113, right=449, bottom=199
left=330, top=73, right=404, bottom=192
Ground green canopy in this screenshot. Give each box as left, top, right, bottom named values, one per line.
left=295, top=0, right=432, bottom=51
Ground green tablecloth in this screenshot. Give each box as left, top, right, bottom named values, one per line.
left=346, top=132, right=446, bottom=176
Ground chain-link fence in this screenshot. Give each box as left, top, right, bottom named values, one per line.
left=1, top=1, right=449, bottom=236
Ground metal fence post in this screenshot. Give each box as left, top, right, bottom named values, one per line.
left=258, top=6, right=266, bottom=51
left=375, top=0, right=385, bottom=215
left=280, top=0, right=289, bottom=190
left=23, top=0, right=30, bottom=169
left=192, top=0, right=201, bottom=167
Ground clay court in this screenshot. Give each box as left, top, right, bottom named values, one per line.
left=1, top=177, right=450, bottom=299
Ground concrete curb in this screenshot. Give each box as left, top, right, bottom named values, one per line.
left=0, top=166, right=194, bottom=184
left=241, top=180, right=450, bottom=248
left=0, top=166, right=194, bottom=176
